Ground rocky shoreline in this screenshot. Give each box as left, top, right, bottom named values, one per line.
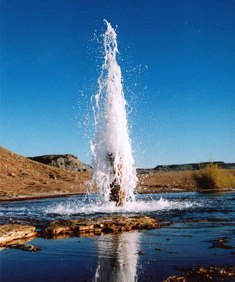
left=0, top=191, right=87, bottom=202
left=0, top=224, right=37, bottom=247
left=0, top=215, right=160, bottom=248
left=164, top=265, right=235, bottom=281
left=1, top=217, right=234, bottom=281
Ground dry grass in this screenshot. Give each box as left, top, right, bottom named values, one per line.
left=137, top=170, right=196, bottom=191
left=193, top=163, right=235, bottom=191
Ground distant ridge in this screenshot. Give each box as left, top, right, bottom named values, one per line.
left=29, top=154, right=92, bottom=172
left=137, top=161, right=235, bottom=174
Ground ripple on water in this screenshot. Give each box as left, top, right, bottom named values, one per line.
left=0, top=192, right=234, bottom=225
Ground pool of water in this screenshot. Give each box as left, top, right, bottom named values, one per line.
left=0, top=192, right=235, bottom=281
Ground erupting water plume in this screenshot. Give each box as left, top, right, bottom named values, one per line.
left=91, top=20, right=137, bottom=206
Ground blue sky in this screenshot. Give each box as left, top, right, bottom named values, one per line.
left=1, top=0, right=234, bottom=167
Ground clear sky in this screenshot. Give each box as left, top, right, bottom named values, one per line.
left=1, top=0, right=234, bottom=167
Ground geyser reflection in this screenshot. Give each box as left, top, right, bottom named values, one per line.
left=94, top=232, right=141, bottom=282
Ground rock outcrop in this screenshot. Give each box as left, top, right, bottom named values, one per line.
left=9, top=243, right=41, bottom=252
left=0, top=224, right=37, bottom=246
left=29, top=154, right=92, bottom=172
left=41, top=216, right=160, bottom=238
left=0, top=216, right=160, bottom=248
left=164, top=265, right=235, bottom=281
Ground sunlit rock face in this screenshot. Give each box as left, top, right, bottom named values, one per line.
left=0, top=224, right=37, bottom=246
left=29, top=154, right=92, bottom=172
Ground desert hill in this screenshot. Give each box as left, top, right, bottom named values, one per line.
left=137, top=161, right=235, bottom=174
left=0, top=146, right=91, bottom=201
left=29, top=154, right=92, bottom=172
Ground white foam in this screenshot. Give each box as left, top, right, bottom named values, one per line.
left=45, top=197, right=196, bottom=216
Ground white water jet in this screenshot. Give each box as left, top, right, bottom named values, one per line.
left=91, top=20, right=137, bottom=205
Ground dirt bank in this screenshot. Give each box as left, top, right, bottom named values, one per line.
left=0, top=146, right=92, bottom=201
left=1, top=146, right=234, bottom=201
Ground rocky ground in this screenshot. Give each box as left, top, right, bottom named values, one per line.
left=163, top=265, right=235, bottom=281
left=1, top=146, right=235, bottom=201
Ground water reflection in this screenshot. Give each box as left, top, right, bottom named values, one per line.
left=94, top=232, right=141, bottom=282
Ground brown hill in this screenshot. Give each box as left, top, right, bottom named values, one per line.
left=29, top=154, right=92, bottom=172
left=0, top=146, right=92, bottom=201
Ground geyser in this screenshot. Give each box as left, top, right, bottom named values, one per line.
left=91, top=20, right=137, bottom=206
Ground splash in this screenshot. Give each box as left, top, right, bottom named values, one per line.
left=45, top=197, right=197, bottom=216
left=91, top=20, right=137, bottom=206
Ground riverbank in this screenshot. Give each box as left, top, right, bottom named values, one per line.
left=1, top=146, right=235, bottom=202
left=0, top=146, right=92, bottom=201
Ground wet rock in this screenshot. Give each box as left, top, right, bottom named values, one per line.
left=94, top=223, right=104, bottom=229
left=137, top=250, right=144, bottom=255
left=199, top=267, right=207, bottom=273
left=102, top=227, right=114, bottom=233
left=164, top=265, right=235, bottom=282
left=164, top=276, right=186, bottom=282
left=41, top=216, right=160, bottom=238
left=42, top=219, right=90, bottom=237
left=160, top=221, right=174, bottom=227
left=208, top=237, right=234, bottom=249
left=9, top=243, right=41, bottom=252
left=1, top=216, right=160, bottom=242
left=0, top=224, right=37, bottom=246
left=210, top=242, right=233, bottom=249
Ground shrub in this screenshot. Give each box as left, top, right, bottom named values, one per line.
left=193, top=163, right=235, bottom=191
